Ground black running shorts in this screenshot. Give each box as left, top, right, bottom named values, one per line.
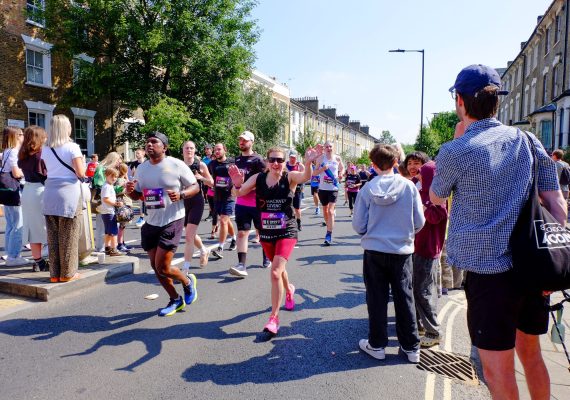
left=141, top=218, right=185, bottom=252
left=464, top=268, right=548, bottom=351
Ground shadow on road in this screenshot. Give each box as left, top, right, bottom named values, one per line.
left=296, top=253, right=362, bottom=265
left=60, top=309, right=265, bottom=372
left=182, top=316, right=407, bottom=385
left=0, top=311, right=156, bottom=340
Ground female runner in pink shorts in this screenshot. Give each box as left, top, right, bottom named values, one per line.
left=229, top=145, right=321, bottom=334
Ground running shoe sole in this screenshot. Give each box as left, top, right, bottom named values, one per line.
left=229, top=265, right=248, bottom=277
left=160, top=301, right=186, bottom=317
left=359, top=339, right=386, bottom=360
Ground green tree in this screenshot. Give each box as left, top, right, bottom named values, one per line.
left=294, top=127, right=319, bottom=158
left=414, top=126, right=439, bottom=158
left=428, top=111, right=459, bottom=145
left=401, top=143, right=416, bottom=155
left=378, top=130, right=396, bottom=144
left=42, top=0, right=258, bottom=132
left=355, top=150, right=370, bottom=166
left=119, top=96, right=203, bottom=158
left=223, top=83, right=288, bottom=155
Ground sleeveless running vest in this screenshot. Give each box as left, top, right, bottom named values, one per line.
left=256, top=172, right=297, bottom=241
left=319, top=154, right=340, bottom=191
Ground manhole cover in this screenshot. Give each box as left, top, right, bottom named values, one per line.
left=417, top=348, right=479, bottom=385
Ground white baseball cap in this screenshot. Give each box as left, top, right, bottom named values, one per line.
left=238, top=130, right=255, bottom=142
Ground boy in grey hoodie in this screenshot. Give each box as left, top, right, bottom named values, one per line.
left=352, top=144, right=425, bottom=363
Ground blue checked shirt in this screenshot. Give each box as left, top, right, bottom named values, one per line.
left=431, top=118, right=559, bottom=274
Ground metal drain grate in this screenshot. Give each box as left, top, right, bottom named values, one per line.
left=417, top=348, right=479, bottom=385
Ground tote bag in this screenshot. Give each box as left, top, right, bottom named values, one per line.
left=0, top=149, right=21, bottom=206
left=510, top=131, right=570, bottom=292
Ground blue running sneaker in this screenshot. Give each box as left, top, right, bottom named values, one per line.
left=158, top=297, right=185, bottom=316
left=183, top=273, right=198, bottom=305
left=323, top=232, right=332, bottom=246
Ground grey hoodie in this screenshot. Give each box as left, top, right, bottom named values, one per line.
left=352, top=173, right=425, bottom=255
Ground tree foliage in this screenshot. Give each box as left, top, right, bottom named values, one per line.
left=42, top=0, right=259, bottom=142
left=355, top=150, right=370, bottom=166
left=222, top=83, right=288, bottom=156
left=414, top=111, right=459, bottom=158
left=294, top=127, right=319, bottom=159
left=378, top=130, right=396, bottom=144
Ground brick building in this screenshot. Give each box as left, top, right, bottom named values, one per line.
left=498, top=0, right=570, bottom=151
left=0, top=0, right=111, bottom=156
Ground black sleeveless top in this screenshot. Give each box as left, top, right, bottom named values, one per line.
left=256, top=172, right=297, bottom=241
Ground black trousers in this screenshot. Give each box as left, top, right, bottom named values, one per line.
left=363, top=250, right=420, bottom=351
left=347, top=191, right=358, bottom=210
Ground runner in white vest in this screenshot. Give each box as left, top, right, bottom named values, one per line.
left=314, top=140, right=344, bottom=245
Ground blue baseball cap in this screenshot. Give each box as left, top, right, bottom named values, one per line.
left=449, top=64, right=509, bottom=96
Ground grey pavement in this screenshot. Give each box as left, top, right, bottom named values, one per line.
left=0, top=190, right=568, bottom=400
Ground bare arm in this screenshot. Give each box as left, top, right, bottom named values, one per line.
left=289, top=160, right=313, bottom=185
left=540, top=190, right=568, bottom=225
left=337, top=156, right=344, bottom=178
left=232, top=173, right=258, bottom=197
left=10, top=165, right=23, bottom=179
left=72, top=156, right=86, bottom=178
left=197, top=161, right=214, bottom=188
left=429, top=188, right=447, bottom=206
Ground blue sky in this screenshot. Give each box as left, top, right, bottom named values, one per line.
left=251, top=0, right=553, bottom=144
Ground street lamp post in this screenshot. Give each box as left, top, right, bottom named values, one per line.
left=389, top=48, right=425, bottom=140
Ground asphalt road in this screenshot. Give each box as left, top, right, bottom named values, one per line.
left=0, top=191, right=491, bottom=400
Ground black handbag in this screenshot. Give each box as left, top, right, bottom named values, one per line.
left=510, top=131, right=570, bottom=292
left=0, top=149, right=21, bottom=206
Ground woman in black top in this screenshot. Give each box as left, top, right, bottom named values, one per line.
left=229, top=146, right=321, bottom=335
left=18, top=126, right=48, bottom=272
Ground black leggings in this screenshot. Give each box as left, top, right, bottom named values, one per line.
left=348, top=191, right=358, bottom=210
left=207, top=195, right=218, bottom=226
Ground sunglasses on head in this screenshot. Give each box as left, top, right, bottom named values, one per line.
left=267, top=157, right=285, bottom=164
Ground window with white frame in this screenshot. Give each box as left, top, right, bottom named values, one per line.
left=517, top=65, right=522, bottom=85
left=28, top=111, right=46, bottom=128
left=22, top=34, right=52, bottom=88
left=544, top=27, right=551, bottom=55
left=24, top=100, right=55, bottom=134
left=74, top=118, right=88, bottom=154
left=26, top=49, right=44, bottom=84
left=71, top=108, right=96, bottom=156
left=26, top=0, right=45, bottom=27
left=534, top=46, right=539, bottom=69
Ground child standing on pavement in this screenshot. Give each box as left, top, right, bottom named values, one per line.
left=413, top=161, right=447, bottom=347
left=352, top=144, right=425, bottom=363
left=99, top=168, right=124, bottom=256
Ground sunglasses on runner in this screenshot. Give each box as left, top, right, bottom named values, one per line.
left=267, top=157, right=285, bottom=164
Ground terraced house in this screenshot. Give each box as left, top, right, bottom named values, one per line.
left=498, top=0, right=570, bottom=151
left=0, top=0, right=105, bottom=155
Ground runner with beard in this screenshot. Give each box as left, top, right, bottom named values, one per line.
left=229, top=131, right=270, bottom=278
left=126, top=132, right=198, bottom=316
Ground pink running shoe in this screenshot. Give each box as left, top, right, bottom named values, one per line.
left=285, top=284, right=295, bottom=311
left=263, top=315, right=280, bottom=335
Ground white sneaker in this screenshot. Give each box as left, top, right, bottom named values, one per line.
left=400, top=346, right=420, bottom=363
left=135, top=217, right=145, bottom=228
left=6, top=257, right=32, bottom=267
left=229, top=263, right=248, bottom=277
left=359, top=339, right=385, bottom=360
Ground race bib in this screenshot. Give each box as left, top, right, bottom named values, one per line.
left=324, top=175, right=334, bottom=184
left=261, top=212, right=286, bottom=230
left=216, top=176, right=231, bottom=188
left=347, top=179, right=356, bottom=188
left=143, top=188, right=165, bottom=209
left=311, top=175, right=320, bottom=184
